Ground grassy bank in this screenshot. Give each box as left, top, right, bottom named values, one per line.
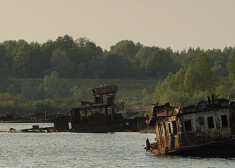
left=1, top=78, right=158, bottom=116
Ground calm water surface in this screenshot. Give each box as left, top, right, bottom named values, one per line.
left=0, top=123, right=234, bottom=168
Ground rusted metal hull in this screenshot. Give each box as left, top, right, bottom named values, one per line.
left=71, top=118, right=146, bottom=133
left=150, top=139, right=235, bottom=157
left=54, top=85, right=148, bottom=133
left=54, top=116, right=69, bottom=132
left=68, top=85, right=148, bottom=133
left=147, top=96, right=235, bottom=157
left=166, top=140, right=235, bottom=157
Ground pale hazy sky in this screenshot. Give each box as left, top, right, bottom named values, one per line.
left=0, top=0, right=235, bottom=51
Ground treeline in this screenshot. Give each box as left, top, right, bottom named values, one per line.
left=0, top=78, right=157, bottom=115
left=0, top=34, right=235, bottom=114
left=0, top=35, right=234, bottom=83
left=155, top=51, right=235, bottom=107
left=0, top=35, right=180, bottom=82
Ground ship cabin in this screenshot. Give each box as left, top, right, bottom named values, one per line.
left=148, top=96, right=235, bottom=156
left=70, top=85, right=126, bottom=132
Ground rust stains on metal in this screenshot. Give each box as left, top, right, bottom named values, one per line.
left=70, top=85, right=146, bottom=133
left=146, top=95, right=235, bottom=156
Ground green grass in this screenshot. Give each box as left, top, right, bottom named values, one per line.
left=9, top=78, right=158, bottom=100
left=7, top=78, right=159, bottom=113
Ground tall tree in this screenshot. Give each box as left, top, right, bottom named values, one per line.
left=55, top=35, right=76, bottom=51
left=110, top=40, right=142, bottom=59
left=135, top=46, right=159, bottom=69
left=104, top=54, right=128, bottom=79
left=145, top=49, right=177, bottom=79
left=184, top=52, right=215, bottom=94
left=12, top=40, right=33, bottom=77
left=0, top=45, right=9, bottom=91
left=40, top=71, right=66, bottom=98
left=0, top=45, right=9, bottom=79
left=227, top=53, right=235, bottom=81
left=51, top=48, right=74, bottom=77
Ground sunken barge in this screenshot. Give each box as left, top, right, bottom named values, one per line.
left=54, top=85, right=146, bottom=133
left=146, top=95, right=235, bottom=157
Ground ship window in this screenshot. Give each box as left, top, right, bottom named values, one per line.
left=172, top=121, right=178, bottom=135
left=207, top=116, right=215, bottom=129
left=163, top=123, right=167, bottom=136
left=221, top=115, right=228, bottom=127
left=184, top=120, right=192, bottom=131
left=168, top=123, right=171, bottom=134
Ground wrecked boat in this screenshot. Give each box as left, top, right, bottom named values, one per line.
left=21, top=125, right=54, bottom=133
left=54, top=85, right=146, bottom=133
left=146, top=95, right=235, bottom=157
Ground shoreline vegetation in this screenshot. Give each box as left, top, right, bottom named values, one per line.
left=0, top=79, right=156, bottom=116
left=0, top=35, right=234, bottom=118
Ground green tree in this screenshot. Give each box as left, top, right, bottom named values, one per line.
left=40, top=71, right=64, bottom=98
left=104, top=54, right=129, bottom=79
left=55, top=35, right=76, bottom=51
left=2, top=40, right=17, bottom=75
left=145, top=49, right=177, bottom=79
left=212, top=60, right=228, bottom=77
left=227, top=53, right=235, bottom=81
left=184, top=52, right=215, bottom=94
left=0, top=45, right=9, bottom=78
left=110, top=40, right=142, bottom=59
left=216, top=84, right=230, bottom=99
left=12, top=40, right=33, bottom=77
left=135, top=46, right=159, bottom=69
left=70, top=85, right=82, bottom=102
left=29, top=42, right=48, bottom=77
left=0, top=45, right=9, bottom=91
left=51, top=48, right=74, bottom=77
left=184, top=65, right=200, bottom=94
left=167, top=68, right=186, bottom=92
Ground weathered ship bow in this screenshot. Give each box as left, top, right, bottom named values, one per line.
left=146, top=96, right=235, bottom=157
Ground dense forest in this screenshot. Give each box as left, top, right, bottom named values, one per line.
left=0, top=35, right=180, bottom=81
left=0, top=35, right=234, bottom=115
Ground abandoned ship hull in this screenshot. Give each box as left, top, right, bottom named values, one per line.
left=146, top=96, right=235, bottom=157
left=151, top=139, right=235, bottom=157
left=53, top=85, right=147, bottom=133
left=71, top=119, right=145, bottom=133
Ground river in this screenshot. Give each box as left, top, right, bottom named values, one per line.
left=0, top=123, right=234, bottom=168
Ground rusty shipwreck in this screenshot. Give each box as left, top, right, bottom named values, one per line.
left=146, top=95, right=235, bottom=156
left=54, top=85, right=146, bottom=133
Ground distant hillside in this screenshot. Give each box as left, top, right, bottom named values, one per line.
left=9, top=78, right=158, bottom=103
left=1, top=78, right=157, bottom=115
